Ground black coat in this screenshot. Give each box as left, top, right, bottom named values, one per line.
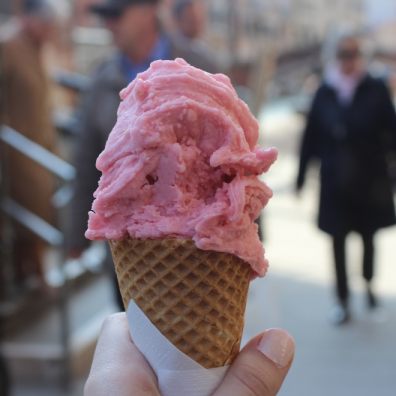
left=297, top=74, right=396, bottom=235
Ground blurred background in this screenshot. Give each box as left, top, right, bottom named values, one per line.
left=0, top=0, right=396, bottom=395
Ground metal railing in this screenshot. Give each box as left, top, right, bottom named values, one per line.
left=0, top=124, right=76, bottom=389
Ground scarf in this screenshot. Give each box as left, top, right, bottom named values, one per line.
left=325, top=65, right=365, bottom=106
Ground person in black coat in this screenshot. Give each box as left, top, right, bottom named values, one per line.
left=296, top=34, right=396, bottom=325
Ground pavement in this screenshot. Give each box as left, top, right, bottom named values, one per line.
left=243, top=106, right=396, bottom=396
left=6, top=104, right=396, bottom=396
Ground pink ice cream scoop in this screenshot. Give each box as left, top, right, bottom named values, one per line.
left=86, top=58, right=277, bottom=276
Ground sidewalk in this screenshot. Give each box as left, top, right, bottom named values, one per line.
left=244, top=107, right=396, bottom=396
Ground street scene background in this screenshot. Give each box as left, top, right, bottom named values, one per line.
left=1, top=0, right=396, bottom=395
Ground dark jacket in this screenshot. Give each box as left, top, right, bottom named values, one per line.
left=297, top=74, right=396, bottom=235
left=67, top=36, right=219, bottom=251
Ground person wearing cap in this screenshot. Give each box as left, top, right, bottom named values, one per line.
left=67, top=0, right=218, bottom=309
left=0, top=0, right=58, bottom=288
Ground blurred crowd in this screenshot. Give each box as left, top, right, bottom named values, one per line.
left=1, top=0, right=396, bottom=317
left=0, top=0, right=220, bottom=303
left=1, top=0, right=396, bottom=351
left=1, top=0, right=396, bottom=394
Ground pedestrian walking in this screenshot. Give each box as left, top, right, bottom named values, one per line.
left=296, top=33, right=396, bottom=325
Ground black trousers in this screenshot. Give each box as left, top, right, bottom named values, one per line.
left=332, top=232, right=375, bottom=303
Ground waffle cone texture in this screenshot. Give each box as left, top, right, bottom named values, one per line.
left=109, top=238, right=252, bottom=369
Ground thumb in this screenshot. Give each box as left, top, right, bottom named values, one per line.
left=213, top=329, right=295, bottom=396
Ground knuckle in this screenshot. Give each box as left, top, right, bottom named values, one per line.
left=131, top=372, right=159, bottom=394
left=83, top=377, right=99, bottom=396
left=84, top=370, right=158, bottom=396
left=232, top=362, right=274, bottom=396
left=108, top=312, right=124, bottom=322
left=102, top=313, right=124, bottom=329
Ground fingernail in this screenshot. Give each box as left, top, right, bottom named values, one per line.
left=257, top=329, right=295, bottom=368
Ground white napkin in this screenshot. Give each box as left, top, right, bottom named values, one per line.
left=127, top=301, right=229, bottom=396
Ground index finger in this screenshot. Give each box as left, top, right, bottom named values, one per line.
left=85, top=313, right=160, bottom=396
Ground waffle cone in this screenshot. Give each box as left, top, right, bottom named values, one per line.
left=109, top=238, right=252, bottom=369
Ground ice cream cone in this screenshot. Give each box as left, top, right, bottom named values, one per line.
left=109, top=238, right=252, bottom=369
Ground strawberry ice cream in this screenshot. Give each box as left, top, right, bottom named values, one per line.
left=85, top=58, right=277, bottom=276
